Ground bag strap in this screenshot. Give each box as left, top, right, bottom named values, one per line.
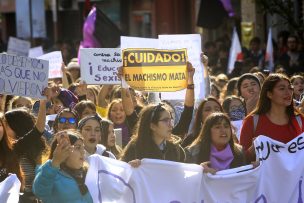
left=253, top=114, right=259, bottom=135
left=295, top=115, right=302, bottom=130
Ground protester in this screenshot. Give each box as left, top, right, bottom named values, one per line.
left=240, top=73, right=304, bottom=162
left=291, top=75, right=304, bottom=103
left=222, top=96, right=246, bottom=121
left=237, top=73, right=261, bottom=114
left=182, top=97, right=223, bottom=147
left=53, top=108, right=79, bottom=134
left=120, top=103, right=185, bottom=165
left=73, top=100, right=97, bottom=119
left=0, top=113, right=23, bottom=185
left=33, top=130, right=93, bottom=203
left=9, top=96, right=33, bottom=110
left=185, top=112, right=245, bottom=174
left=4, top=89, right=50, bottom=202
left=78, top=115, right=116, bottom=159
left=100, top=119, right=123, bottom=158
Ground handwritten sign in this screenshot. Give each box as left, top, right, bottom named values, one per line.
left=7, top=37, right=31, bottom=57
left=0, top=53, right=49, bottom=99
left=80, top=48, right=122, bottom=85
left=28, top=46, right=44, bottom=58
left=159, top=34, right=205, bottom=100
left=38, top=51, right=63, bottom=79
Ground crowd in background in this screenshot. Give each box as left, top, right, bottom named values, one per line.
left=1, top=29, right=304, bottom=202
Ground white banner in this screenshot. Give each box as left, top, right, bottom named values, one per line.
left=159, top=34, right=205, bottom=101
left=0, top=174, right=21, bottom=203
left=7, top=37, right=31, bottom=57
left=80, top=48, right=122, bottom=84
left=86, top=133, right=304, bottom=203
left=0, top=53, right=49, bottom=99
left=38, top=51, right=63, bottom=79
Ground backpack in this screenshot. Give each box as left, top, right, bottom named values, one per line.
left=252, top=114, right=303, bottom=134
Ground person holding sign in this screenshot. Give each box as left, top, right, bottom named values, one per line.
left=240, top=73, right=304, bottom=162
left=120, top=103, right=185, bottom=165
left=3, top=87, right=53, bottom=202
left=185, top=113, right=245, bottom=174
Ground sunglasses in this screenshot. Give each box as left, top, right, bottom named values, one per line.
left=58, top=117, right=76, bottom=124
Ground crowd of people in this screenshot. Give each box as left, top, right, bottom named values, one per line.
left=1, top=30, right=304, bottom=202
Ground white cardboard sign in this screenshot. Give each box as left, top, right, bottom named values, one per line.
left=38, top=51, right=63, bottom=79
left=80, top=48, right=122, bottom=84
left=0, top=53, right=49, bottom=99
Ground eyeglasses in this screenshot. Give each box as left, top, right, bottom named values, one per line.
left=158, top=117, right=174, bottom=126
left=59, top=117, right=76, bottom=124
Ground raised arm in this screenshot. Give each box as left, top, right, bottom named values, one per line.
left=184, top=61, right=195, bottom=107
left=97, top=85, right=113, bottom=108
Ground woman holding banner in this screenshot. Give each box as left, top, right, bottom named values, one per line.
left=120, top=103, right=185, bottom=165
left=240, top=73, right=304, bottom=162
left=185, top=112, right=245, bottom=174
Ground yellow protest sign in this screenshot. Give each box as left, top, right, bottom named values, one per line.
left=122, top=48, right=188, bottom=92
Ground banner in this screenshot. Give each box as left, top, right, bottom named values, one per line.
left=7, top=37, right=31, bottom=57
left=0, top=174, right=21, bottom=203
left=31, top=0, right=46, bottom=38
left=159, top=34, right=205, bottom=100
left=15, top=0, right=30, bottom=39
left=86, top=132, right=304, bottom=203
left=38, top=51, right=63, bottom=79
left=122, top=48, right=188, bottom=92
left=80, top=48, right=122, bottom=84
left=0, top=53, right=49, bottom=99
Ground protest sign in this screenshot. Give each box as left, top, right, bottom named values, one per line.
left=120, top=36, right=158, bottom=49
left=38, top=51, right=63, bottom=79
left=232, top=120, right=243, bottom=141
left=80, top=48, right=122, bottom=84
left=0, top=53, right=49, bottom=99
left=28, top=46, right=44, bottom=58
left=122, top=48, right=188, bottom=92
left=7, top=37, right=31, bottom=57
left=159, top=34, right=205, bottom=100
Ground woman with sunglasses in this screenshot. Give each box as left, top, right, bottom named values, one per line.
left=53, top=108, right=79, bottom=134
left=78, top=115, right=116, bottom=159
left=120, top=103, right=185, bottom=166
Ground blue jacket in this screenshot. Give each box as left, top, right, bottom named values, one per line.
left=33, top=160, right=93, bottom=203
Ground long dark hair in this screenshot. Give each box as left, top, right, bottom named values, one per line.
left=100, top=119, right=122, bottom=158
left=190, top=112, right=243, bottom=165
left=0, top=113, right=23, bottom=187
left=73, top=100, right=96, bottom=119
left=4, top=108, right=47, bottom=165
left=191, top=97, right=223, bottom=139
left=253, top=73, right=295, bottom=117
left=121, top=103, right=169, bottom=159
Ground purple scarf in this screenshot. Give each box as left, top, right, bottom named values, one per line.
left=114, top=123, right=129, bottom=147
left=210, top=144, right=234, bottom=171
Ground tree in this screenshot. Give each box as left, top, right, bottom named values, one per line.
left=256, top=0, right=304, bottom=38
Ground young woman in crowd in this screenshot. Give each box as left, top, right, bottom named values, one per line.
left=182, top=97, right=223, bottom=147
left=0, top=113, right=23, bottom=185
left=53, top=108, right=79, bottom=134
left=291, top=75, right=304, bottom=103
left=120, top=103, right=185, bottom=165
left=33, top=130, right=93, bottom=203
left=186, top=112, right=245, bottom=174
left=73, top=100, right=97, bottom=119
left=240, top=73, right=304, bottom=162
left=237, top=73, right=261, bottom=114
left=222, top=96, right=247, bottom=121
left=3, top=91, right=50, bottom=202
left=78, top=115, right=116, bottom=159
left=100, top=119, right=123, bottom=158
left=9, top=96, right=33, bottom=110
